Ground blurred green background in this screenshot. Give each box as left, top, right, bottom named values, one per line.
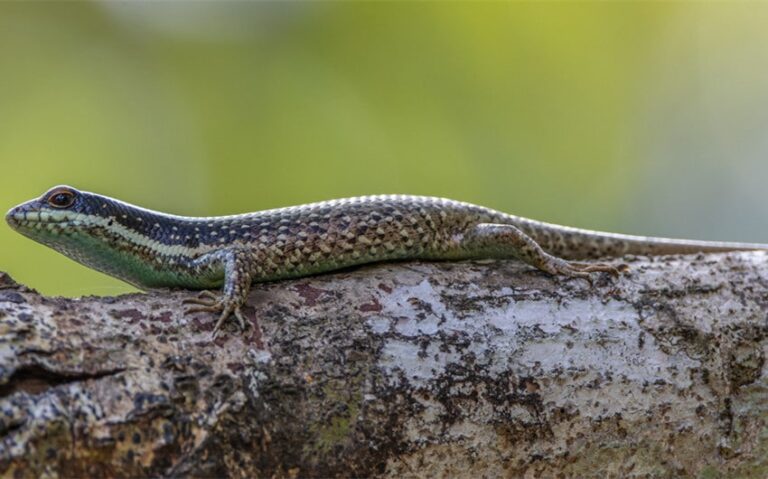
left=2, top=2, right=768, bottom=297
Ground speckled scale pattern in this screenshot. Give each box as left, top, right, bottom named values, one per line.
left=230, top=196, right=493, bottom=280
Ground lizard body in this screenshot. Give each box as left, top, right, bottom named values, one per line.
left=6, top=186, right=766, bottom=337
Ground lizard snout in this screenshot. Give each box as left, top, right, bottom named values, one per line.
left=5, top=205, right=21, bottom=228
left=5, top=202, right=36, bottom=229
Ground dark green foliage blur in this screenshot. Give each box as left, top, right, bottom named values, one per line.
left=2, top=2, right=767, bottom=296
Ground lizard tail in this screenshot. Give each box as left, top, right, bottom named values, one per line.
left=510, top=217, right=768, bottom=260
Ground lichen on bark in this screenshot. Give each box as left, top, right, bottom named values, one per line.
left=0, top=252, right=766, bottom=477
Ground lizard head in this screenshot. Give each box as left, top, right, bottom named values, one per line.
left=7, top=185, right=88, bottom=237
left=6, top=185, right=110, bottom=242
left=5, top=185, right=174, bottom=288
left=6, top=185, right=131, bottom=268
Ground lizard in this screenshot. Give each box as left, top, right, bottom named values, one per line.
left=6, top=185, right=767, bottom=338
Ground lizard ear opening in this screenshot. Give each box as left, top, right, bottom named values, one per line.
left=46, top=187, right=77, bottom=209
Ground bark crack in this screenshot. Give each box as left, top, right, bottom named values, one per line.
left=0, top=364, right=126, bottom=399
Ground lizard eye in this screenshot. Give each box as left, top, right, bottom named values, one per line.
left=47, top=189, right=76, bottom=209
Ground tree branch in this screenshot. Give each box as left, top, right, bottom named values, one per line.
left=0, top=253, right=766, bottom=477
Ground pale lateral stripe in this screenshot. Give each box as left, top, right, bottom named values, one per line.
left=48, top=212, right=220, bottom=258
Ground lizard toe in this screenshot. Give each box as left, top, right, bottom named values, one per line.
left=233, top=308, right=249, bottom=331
left=184, top=303, right=222, bottom=315
left=210, top=301, right=247, bottom=339
left=182, top=290, right=219, bottom=307
left=578, top=263, right=624, bottom=277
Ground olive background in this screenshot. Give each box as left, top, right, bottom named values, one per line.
left=2, top=2, right=767, bottom=297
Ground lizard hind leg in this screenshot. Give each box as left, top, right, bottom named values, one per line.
left=461, top=223, right=625, bottom=280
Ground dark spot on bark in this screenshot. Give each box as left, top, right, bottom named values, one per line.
left=728, top=343, right=764, bottom=388
left=111, top=309, right=145, bottom=323
left=163, top=422, right=175, bottom=443
left=294, top=283, right=328, bottom=307
left=132, top=432, right=141, bottom=444
left=701, top=368, right=710, bottom=384
left=189, top=315, right=214, bottom=333
left=719, top=397, right=734, bottom=437
left=227, top=362, right=244, bottom=373
left=358, top=297, right=382, bottom=313
left=0, top=291, right=25, bottom=304
left=132, top=393, right=170, bottom=416
left=407, top=297, right=434, bottom=317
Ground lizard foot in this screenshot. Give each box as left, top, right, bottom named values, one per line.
left=545, top=258, right=627, bottom=285
left=183, top=291, right=248, bottom=339
left=563, top=261, right=628, bottom=277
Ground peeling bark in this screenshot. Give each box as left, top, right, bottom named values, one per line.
left=0, top=253, right=767, bottom=478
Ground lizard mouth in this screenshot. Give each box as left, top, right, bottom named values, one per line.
left=5, top=208, right=73, bottom=231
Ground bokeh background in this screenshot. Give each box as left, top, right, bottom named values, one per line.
left=2, top=2, right=768, bottom=297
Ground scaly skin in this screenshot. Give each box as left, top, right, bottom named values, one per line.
left=6, top=186, right=767, bottom=338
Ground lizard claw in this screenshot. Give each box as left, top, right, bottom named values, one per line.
left=210, top=305, right=248, bottom=339
left=183, top=291, right=249, bottom=339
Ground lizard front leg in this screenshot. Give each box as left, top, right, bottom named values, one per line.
left=461, top=223, right=626, bottom=279
left=183, top=245, right=254, bottom=338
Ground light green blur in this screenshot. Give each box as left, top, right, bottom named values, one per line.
left=2, top=2, right=768, bottom=297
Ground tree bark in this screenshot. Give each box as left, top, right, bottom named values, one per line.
left=0, top=253, right=766, bottom=478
